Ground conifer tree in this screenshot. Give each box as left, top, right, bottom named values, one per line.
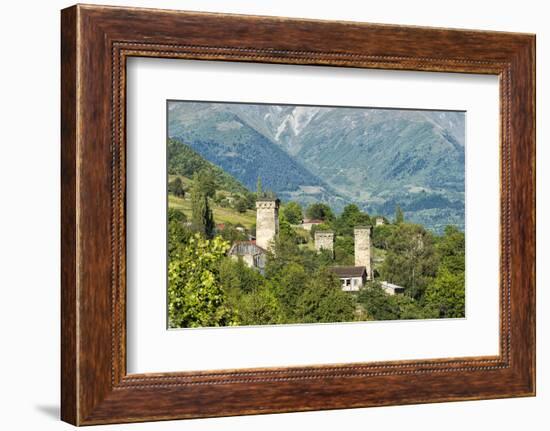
left=256, top=175, right=263, bottom=197
left=191, top=173, right=215, bottom=238
left=395, top=205, right=404, bottom=224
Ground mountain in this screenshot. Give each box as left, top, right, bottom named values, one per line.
left=168, top=101, right=465, bottom=232
left=168, top=103, right=349, bottom=210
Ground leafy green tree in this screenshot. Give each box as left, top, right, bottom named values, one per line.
left=381, top=223, right=438, bottom=299
left=234, top=196, right=249, bottom=213
left=168, top=207, right=187, bottom=224
left=357, top=282, right=399, bottom=320
left=217, top=223, right=248, bottom=243
left=168, top=234, right=235, bottom=328
left=357, top=282, right=434, bottom=321
left=219, top=257, right=265, bottom=295
left=194, top=169, right=216, bottom=198
left=167, top=211, right=191, bottom=259
left=334, top=204, right=371, bottom=236
left=305, top=203, right=335, bottom=222
left=191, top=173, right=215, bottom=238
left=282, top=201, right=303, bottom=225
left=295, top=270, right=355, bottom=323
left=243, top=191, right=257, bottom=210
left=235, top=283, right=283, bottom=326
left=436, top=225, right=465, bottom=273
left=334, top=236, right=354, bottom=265
left=425, top=268, right=465, bottom=318
left=218, top=258, right=283, bottom=325
left=271, top=262, right=309, bottom=321
left=425, top=225, right=465, bottom=318
left=372, top=224, right=396, bottom=250
left=395, top=205, right=404, bottom=224
left=168, top=177, right=185, bottom=198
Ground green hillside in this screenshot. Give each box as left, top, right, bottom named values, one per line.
left=168, top=139, right=248, bottom=194
left=168, top=190, right=256, bottom=228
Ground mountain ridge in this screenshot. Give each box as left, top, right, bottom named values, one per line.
left=168, top=101, right=465, bottom=232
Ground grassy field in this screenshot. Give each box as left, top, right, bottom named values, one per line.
left=168, top=195, right=256, bottom=228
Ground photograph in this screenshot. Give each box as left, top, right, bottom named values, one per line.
left=166, top=100, right=466, bottom=328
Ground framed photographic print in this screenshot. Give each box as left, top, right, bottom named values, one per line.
left=61, top=4, right=536, bottom=425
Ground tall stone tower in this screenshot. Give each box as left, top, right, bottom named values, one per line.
left=354, top=226, right=373, bottom=280
left=315, top=230, right=334, bottom=258
left=255, top=198, right=280, bottom=250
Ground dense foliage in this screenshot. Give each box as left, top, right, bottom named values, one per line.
left=168, top=177, right=185, bottom=198
left=281, top=201, right=303, bottom=225
left=168, top=234, right=236, bottom=328
left=168, top=138, right=248, bottom=194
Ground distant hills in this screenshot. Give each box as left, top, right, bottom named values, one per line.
left=168, top=101, right=465, bottom=232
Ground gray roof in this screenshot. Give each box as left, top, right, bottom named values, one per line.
left=228, top=241, right=267, bottom=256
left=329, top=266, right=367, bottom=278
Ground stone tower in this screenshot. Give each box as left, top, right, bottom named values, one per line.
left=255, top=199, right=280, bottom=250
left=315, top=230, right=334, bottom=258
left=354, top=226, right=373, bottom=280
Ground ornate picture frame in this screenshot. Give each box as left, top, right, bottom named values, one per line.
left=61, top=4, right=535, bottom=425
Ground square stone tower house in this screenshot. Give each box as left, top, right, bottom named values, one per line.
left=314, top=230, right=335, bottom=258
left=354, top=226, right=373, bottom=280
left=255, top=198, right=280, bottom=250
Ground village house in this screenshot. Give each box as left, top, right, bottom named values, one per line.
left=330, top=266, right=368, bottom=292
left=228, top=241, right=267, bottom=272
left=380, top=281, right=406, bottom=295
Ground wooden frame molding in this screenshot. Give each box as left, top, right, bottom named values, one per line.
left=61, top=4, right=535, bottom=426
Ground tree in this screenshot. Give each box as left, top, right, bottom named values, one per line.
left=380, top=223, right=438, bottom=299
left=395, top=205, right=404, bottom=224
left=234, top=283, right=283, bottom=326
left=357, top=282, right=399, bottom=320
left=425, top=268, right=465, bottom=318
left=233, top=196, right=249, bottom=213
left=305, top=203, right=335, bottom=222
left=295, top=270, right=355, bottom=323
left=168, top=234, right=235, bottom=328
left=357, top=281, right=434, bottom=321
left=217, top=223, right=248, bottom=243
left=256, top=175, right=263, bottom=197
left=191, top=173, right=215, bottom=238
left=243, top=191, right=256, bottom=210
left=282, top=201, right=303, bottom=225
left=372, top=224, right=396, bottom=250
left=168, top=207, right=187, bottom=224
left=436, top=225, right=465, bottom=273
left=334, top=204, right=371, bottom=235
left=168, top=177, right=185, bottom=198
left=167, top=209, right=191, bottom=259
left=334, top=236, right=355, bottom=266
left=425, top=225, right=465, bottom=318
left=271, top=262, right=309, bottom=321
left=194, top=169, right=216, bottom=198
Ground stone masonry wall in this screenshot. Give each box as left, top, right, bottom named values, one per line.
left=354, top=226, right=373, bottom=280
left=255, top=199, right=279, bottom=250
left=314, top=231, right=334, bottom=258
